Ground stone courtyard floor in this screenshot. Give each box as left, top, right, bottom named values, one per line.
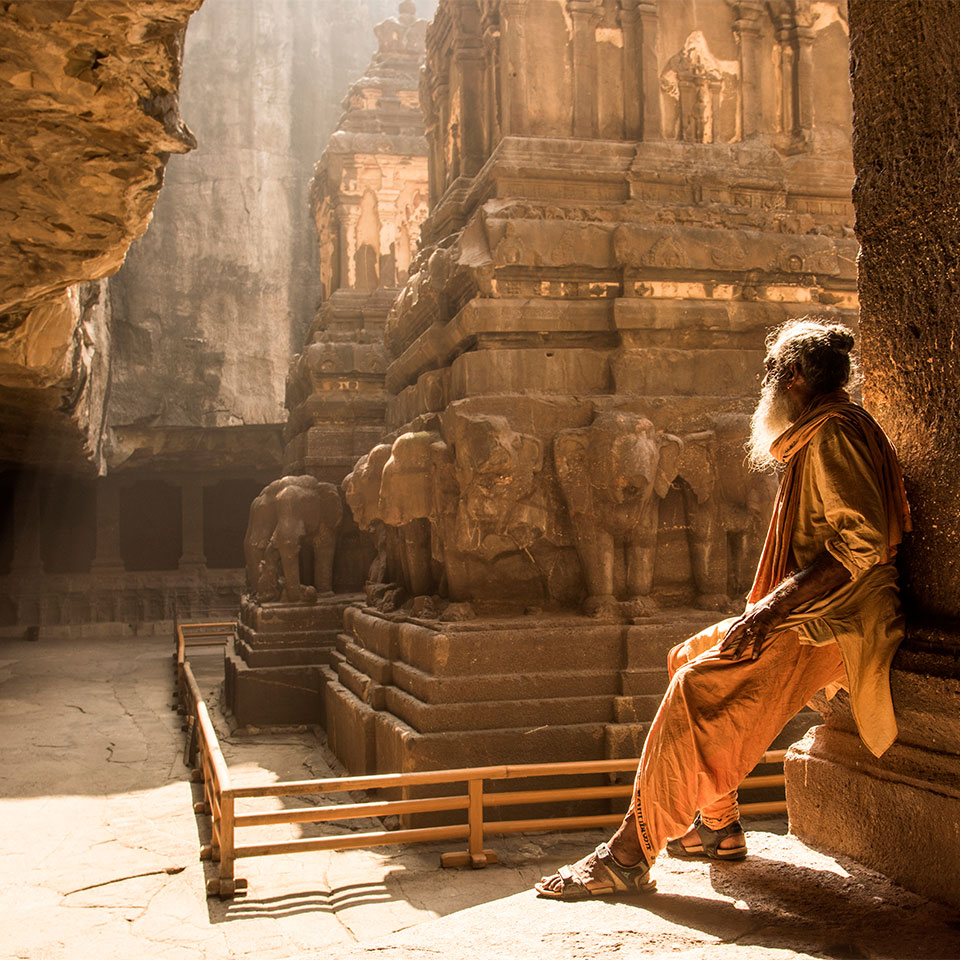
left=1, top=629, right=959, bottom=960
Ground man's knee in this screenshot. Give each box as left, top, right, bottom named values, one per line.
left=666, top=641, right=687, bottom=678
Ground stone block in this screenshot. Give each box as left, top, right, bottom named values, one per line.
left=224, top=640, right=324, bottom=727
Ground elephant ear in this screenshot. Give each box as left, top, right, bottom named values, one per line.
left=678, top=434, right=716, bottom=504
left=654, top=434, right=684, bottom=499
left=554, top=429, right=591, bottom=515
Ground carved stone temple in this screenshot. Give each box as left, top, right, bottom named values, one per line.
left=226, top=2, right=432, bottom=725
left=319, top=0, right=858, bottom=782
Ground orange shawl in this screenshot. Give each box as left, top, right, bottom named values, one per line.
left=748, top=391, right=912, bottom=603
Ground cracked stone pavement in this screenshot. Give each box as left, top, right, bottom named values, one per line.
left=1, top=630, right=959, bottom=960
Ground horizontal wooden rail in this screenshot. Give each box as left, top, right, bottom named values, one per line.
left=235, top=824, right=470, bottom=859
left=235, top=794, right=470, bottom=828
left=176, top=621, right=792, bottom=899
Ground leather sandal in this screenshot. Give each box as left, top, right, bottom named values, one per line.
left=666, top=814, right=747, bottom=862
left=534, top=842, right=656, bottom=900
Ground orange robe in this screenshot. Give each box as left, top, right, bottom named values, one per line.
left=628, top=393, right=910, bottom=859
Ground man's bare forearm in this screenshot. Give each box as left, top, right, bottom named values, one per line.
left=754, top=550, right=852, bottom=624
left=719, top=551, right=852, bottom=660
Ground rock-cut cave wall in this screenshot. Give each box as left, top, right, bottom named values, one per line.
left=0, top=0, right=202, bottom=470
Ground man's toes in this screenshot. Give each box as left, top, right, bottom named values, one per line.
left=538, top=873, right=562, bottom=892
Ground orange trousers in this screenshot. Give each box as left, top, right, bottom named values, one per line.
left=627, top=618, right=846, bottom=862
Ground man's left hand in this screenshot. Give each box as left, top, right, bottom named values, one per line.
left=718, top=606, right=780, bottom=661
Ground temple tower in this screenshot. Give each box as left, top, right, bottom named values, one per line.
left=226, top=3, right=431, bottom=725
left=325, top=0, right=857, bottom=780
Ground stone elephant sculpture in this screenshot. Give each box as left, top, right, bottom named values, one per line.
left=377, top=430, right=457, bottom=597
left=243, top=475, right=343, bottom=603
left=554, top=412, right=682, bottom=616
left=342, top=443, right=396, bottom=586
left=675, top=413, right=777, bottom=608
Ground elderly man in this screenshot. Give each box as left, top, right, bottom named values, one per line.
left=536, top=317, right=911, bottom=899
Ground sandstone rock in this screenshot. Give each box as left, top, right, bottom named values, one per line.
left=0, top=0, right=202, bottom=467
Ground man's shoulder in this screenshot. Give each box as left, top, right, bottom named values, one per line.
left=813, top=403, right=878, bottom=444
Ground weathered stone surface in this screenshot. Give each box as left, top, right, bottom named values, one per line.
left=787, top=0, right=960, bottom=910
left=331, top=0, right=856, bottom=783
left=104, top=0, right=433, bottom=472
left=0, top=0, right=201, bottom=468
left=345, top=0, right=855, bottom=615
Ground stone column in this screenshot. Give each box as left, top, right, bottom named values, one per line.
left=91, top=478, right=124, bottom=571
left=793, top=7, right=818, bottom=143
left=179, top=477, right=207, bottom=569
left=568, top=1, right=601, bottom=138
left=338, top=204, right=360, bottom=290
left=619, top=2, right=642, bottom=141
left=777, top=22, right=796, bottom=136
left=454, top=27, right=486, bottom=177
left=481, top=19, right=502, bottom=154
left=785, top=0, right=960, bottom=909
left=637, top=1, right=661, bottom=140
left=732, top=0, right=764, bottom=139
left=498, top=0, right=526, bottom=137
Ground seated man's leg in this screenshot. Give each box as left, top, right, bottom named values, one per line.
left=537, top=627, right=844, bottom=898
left=666, top=619, right=744, bottom=856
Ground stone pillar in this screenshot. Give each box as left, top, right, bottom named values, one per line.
left=91, top=478, right=124, bottom=571
left=637, top=1, right=661, bottom=140
left=338, top=204, right=360, bottom=291
left=179, top=478, right=207, bottom=569
left=455, top=38, right=486, bottom=177
left=785, top=0, right=960, bottom=909
left=482, top=17, right=502, bottom=154
left=777, top=22, right=796, bottom=136
left=793, top=8, right=817, bottom=143
left=498, top=0, right=526, bottom=137
left=732, top=1, right=764, bottom=139
left=619, top=2, right=642, bottom=141
left=568, top=1, right=601, bottom=138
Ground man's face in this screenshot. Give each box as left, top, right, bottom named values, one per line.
left=747, top=353, right=794, bottom=470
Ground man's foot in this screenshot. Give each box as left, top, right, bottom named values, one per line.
left=666, top=815, right=747, bottom=862
left=535, top=842, right=655, bottom=900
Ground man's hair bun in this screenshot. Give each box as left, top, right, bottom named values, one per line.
left=825, top=325, right=855, bottom=354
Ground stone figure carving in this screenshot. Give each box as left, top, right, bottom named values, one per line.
left=675, top=414, right=777, bottom=609
left=243, top=476, right=343, bottom=603
left=442, top=413, right=573, bottom=603
left=377, top=430, right=456, bottom=596
left=554, top=412, right=682, bottom=617
left=660, top=31, right=736, bottom=144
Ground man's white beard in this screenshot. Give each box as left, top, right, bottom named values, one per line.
left=747, top=380, right=794, bottom=472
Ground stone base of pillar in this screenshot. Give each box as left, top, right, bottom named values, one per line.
left=224, top=593, right=364, bottom=726
left=785, top=653, right=960, bottom=910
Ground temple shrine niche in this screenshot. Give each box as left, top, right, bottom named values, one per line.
left=225, top=2, right=431, bottom=726
left=322, top=0, right=858, bottom=784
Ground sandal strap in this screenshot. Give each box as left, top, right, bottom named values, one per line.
left=693, top=814, right=745, bottom=857
left=594, top=842, right=650, bottom=891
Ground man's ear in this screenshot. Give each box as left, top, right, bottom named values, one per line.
left=785, top=362, right=804, bottom=388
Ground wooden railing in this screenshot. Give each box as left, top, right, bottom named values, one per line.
left=174, top=623, right=786, bottom=898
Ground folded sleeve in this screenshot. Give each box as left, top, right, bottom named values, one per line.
left=808, top=420, right=889, bottom=578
